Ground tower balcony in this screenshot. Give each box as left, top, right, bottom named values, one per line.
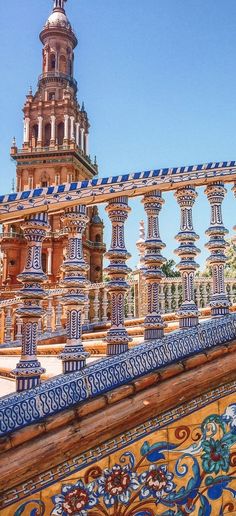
left=38, top=71, right=77, bottom=92
left=0, top=232, right=24, bottom=242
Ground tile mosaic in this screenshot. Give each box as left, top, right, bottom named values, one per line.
left=3, top=383, right=236, bottom=515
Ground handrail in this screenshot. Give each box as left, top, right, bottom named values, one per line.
left=0, top=314, right=235, bottom=436
left=38, top=71, right=77, bottom=89
left=0, top=160, right=236, bottom=223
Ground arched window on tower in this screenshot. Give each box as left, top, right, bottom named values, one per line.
left=57, top=122, right=64, bottom=145
left=41, top=173, right=49, bottom=188
left=44, top=123, right=51, bottom=147
left=49, top=53, right=56, bottom=71
left=95, top=234, right=102, bottom=243
left=59, top=55, right=67, bottom=74
left=32, top=124, right=38, bottom=147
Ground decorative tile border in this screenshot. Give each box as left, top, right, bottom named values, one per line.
left=0, top=314, right=236, bottom=436
left=0, top=161, right=235, bottom=221
left=1, top=379, right=236, bottom=509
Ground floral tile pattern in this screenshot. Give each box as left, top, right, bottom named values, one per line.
left=11, top=393, right=236, bottom=516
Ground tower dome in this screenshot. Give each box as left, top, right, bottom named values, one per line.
left=46, top=0, right=71, bottom=30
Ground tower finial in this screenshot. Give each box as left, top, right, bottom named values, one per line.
left=53, top=0, right=67, bottom=12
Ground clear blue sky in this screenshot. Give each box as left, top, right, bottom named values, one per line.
left=0, top=0, right=235, bottom=269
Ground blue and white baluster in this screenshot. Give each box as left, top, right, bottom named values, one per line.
left=12, top=213, right=49, bottom=392
left=105, top=196, right=132, bottom=355
left=59, top=205, right=90, bottom=373
left=205, top=182, right=230, bottom=316
left=142, top=190, right=166, bottom=340
left=174, top=186, right=200, bottom=328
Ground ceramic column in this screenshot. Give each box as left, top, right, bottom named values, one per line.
left=167, top=283, right=172, bottom=312
left=84, top=291, right=90, bottom=325
left=174, top=186, right=200, bottom=328
left=12, top=213, right=49, bottom=392
left=142, top=190, right=166, bottom=340
left=46, top=297, right=53, bottom=334
left=92, top=288, right=100, bottom=323
left=205, top=182, right=230, bottom=316
left=55, top=297, right=63, bottom=332
left=159, top=283, right=165, bottom=314
left=15, top=316, right=23, bottom=344
left=127, top=287, right=133, bottom=319
left=59, top=205, right=90, bottom=373
left=105, top=196, right=132, bottom=355
left=4, top=307, right=12, bottom=343
left=196, top=282, right=201, bottom=308
left=102, top=288, right=108, bottom=323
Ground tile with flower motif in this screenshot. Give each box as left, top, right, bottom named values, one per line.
left=108, top=429, right=169, bottom=472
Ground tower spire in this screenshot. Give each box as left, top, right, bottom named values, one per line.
left=53, top=0, right=67, bottom=12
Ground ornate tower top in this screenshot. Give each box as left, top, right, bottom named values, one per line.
left=10, top=0, right=98, bottom=185
left=53, top=0, right=67, bottom=11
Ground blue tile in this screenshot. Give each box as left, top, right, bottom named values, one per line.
left=57, top=185, right=65, bottom=193
left=33, top=188, right=43, bottom=197
left=69, top=183, right=78, bottom=191
left=47, top=187, right=54, bottom=194
left=8, top=194, right=17, bottom=201
left=21, top=191, right=30, bottom=199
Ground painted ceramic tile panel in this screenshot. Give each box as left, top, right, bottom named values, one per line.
left=7, top=392, right=236, bottom=515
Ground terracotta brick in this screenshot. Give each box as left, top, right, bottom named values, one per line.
left=206, top=346, right=228, bottom=361
left=159, top=363, right=184, bottom=380
left=184, top=353, right=207, bottom=370
left=0, top=436, right=12, bottom=453
left=106, top=384, right=134, bottom=404
left=227, top=340, right=236, bottom=353
left=10, top=422, right=46, bottom=449
left=77, top=396, right=107, bottom=417
left=45, top=409, right=77, bottom=432
left=134, top=372, right=159, bottom=392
